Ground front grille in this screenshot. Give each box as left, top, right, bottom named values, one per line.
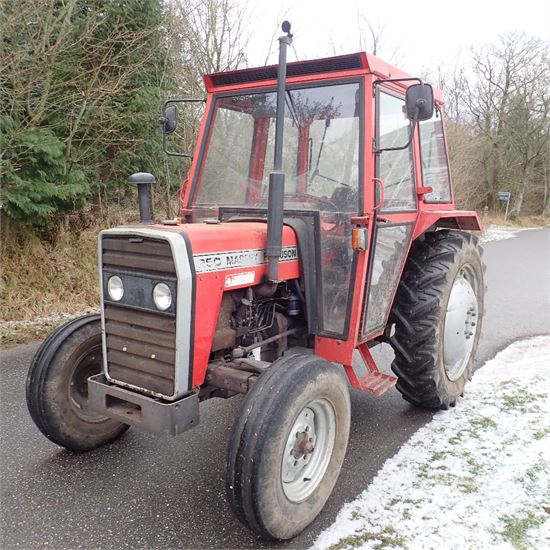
left=102, top=236, right=176, bottom=275
left=102, top=235, right=177, bottom=397
left=105, top=305, right=176, bottom=396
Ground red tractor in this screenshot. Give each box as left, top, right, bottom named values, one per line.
left=26, top=23, right=484, bottom=540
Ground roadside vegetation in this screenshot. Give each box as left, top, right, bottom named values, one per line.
left=1, top=0, right=548, bottom=339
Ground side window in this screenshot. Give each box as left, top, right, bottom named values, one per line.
left=378, top=92, right=416, bottom=211
left=419, top=111, right=452, bottom=202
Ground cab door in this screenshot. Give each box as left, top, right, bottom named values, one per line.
left=360, top=86, right=418, bottom=340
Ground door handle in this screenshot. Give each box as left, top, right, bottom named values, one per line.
left=373, top=178, right=385, bottom=211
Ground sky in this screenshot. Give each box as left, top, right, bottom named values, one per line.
left=245, top=0, right=550, bottom=76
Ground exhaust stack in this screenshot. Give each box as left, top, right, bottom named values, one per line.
left=129, top=172, right=156, bottom=225
left=266, top=21, right=293, bottom=283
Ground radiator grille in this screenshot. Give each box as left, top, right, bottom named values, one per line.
left=102, top=236, right=177, bottom=397
left=102, top=236, right=176, bottom=275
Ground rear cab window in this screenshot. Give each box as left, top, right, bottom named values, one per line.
left=418, top=109, right=452, bottom=203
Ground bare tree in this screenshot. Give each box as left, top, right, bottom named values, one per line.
left=356, top=13, right=402, bottom=64
left=168, top=0, right=250, bottom=96
left=463, top=32, right=550, bottom=216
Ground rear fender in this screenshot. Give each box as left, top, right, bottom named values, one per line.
left=413, top=211, right=481, bottom=240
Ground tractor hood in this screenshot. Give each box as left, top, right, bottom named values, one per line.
left=179, top=221, right=298, bottom=275
left=97, top=222, right=300, bottom=399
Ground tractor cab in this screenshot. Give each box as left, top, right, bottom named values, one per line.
left=164, top=49, right=469, bottom=358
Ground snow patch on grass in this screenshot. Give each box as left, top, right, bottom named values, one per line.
left=313, top=336, right=550, bottom=550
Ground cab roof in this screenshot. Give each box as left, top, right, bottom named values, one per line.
left=203, top=52, right=443, bottom=102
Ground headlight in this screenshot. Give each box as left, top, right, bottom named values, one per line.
left=107, top=276, right=124, bottom=301
left=153, top=282, right=172, bottom=311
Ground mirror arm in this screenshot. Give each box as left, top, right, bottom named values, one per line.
left=162, top=132, right=193, bottom=159
left=375, top=108, right=419, bottom=155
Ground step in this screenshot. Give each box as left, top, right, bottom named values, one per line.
left=354, top=372, right=397, bottom=397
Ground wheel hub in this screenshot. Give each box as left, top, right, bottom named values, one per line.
left=291, top=431, right=315, bottom=458
left=443, top=267, right=479, bottom=381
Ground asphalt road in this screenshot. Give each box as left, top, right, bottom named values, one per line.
left=1, top=227, right=549, bottom=550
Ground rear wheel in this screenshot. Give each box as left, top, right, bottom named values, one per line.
left=26, top=315, right=129, bottom=451
left=389, top=230, right=484, bottom=409
left=225, top=353, right=350, bottom=540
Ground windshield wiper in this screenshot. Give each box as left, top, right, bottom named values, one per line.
left=311, top=118, right=330, bottom=179
left=312, top=171, right=351, bottom=188
left=285, top=90, right=300, bottom=128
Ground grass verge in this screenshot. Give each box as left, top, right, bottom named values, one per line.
left=1, top=221, right=100, bottom=323
left=2, top=318, right=71, bottom=349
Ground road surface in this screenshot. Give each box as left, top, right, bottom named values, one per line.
left=1, top=227, right=549, bottom=549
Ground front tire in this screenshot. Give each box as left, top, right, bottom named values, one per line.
left=225, top=353, right=351, bottom=540
left=389, top=230, right=484, bottom=409
left=26, top=315, right=129, bottom=451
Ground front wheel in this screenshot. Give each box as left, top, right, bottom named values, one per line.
left=225, top=353, right=351, bottom=540
left=26, top=315, right=129, bottom=451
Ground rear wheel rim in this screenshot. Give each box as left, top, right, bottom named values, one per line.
left=281, top=398, right=336, bottom=503
left=443, top=264, right=479, bottom=381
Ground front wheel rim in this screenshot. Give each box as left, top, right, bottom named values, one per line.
left=443, top=265, right=479, bottom=381
left=68, top=345, right=109, bottom=423
left=281, top=398, right=336, bottom=503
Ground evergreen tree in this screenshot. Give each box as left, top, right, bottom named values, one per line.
left=0, top=0, right=174, bottom=231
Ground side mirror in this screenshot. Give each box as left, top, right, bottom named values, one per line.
left=405, top=83, right=434, bottom=121
left=160, top=104, right=178, bottom=134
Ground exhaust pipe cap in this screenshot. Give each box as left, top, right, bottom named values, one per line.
left=129, top=172, right=156, bottom=186
left=129, top=172, right=156, bottom=224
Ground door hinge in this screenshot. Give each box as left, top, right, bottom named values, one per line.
left=351, top=215, right=370, bottom=226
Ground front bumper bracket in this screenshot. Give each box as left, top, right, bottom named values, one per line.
left=88, top=374, right=199, bottom=436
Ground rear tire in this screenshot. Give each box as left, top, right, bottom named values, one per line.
left=225, top=354, right=350, bottom=540
left=26, top=315, right=129, bottom=451
left=389, top=230, right=484, bottom=409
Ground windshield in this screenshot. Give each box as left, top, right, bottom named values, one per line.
left=194, top=81, right=361, bottom=212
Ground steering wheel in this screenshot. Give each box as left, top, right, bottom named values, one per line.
left=283, top=192, right=339, bottom=211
